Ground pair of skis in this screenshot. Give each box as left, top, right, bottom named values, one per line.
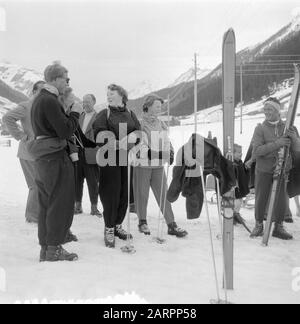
left=262, top=64, right=300, bottom=246
left=207, top=28, right=236, bottom=304
left=222, top=29, right=236, bottom=291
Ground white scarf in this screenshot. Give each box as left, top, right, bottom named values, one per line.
left=43, top=84, right=59, bottom=97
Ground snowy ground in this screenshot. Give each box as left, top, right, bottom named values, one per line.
left=0, top=116, right=300, bottom=304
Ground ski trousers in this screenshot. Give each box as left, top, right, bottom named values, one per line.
left=133, top=167, right=175, bottom=225
left=255, top=171, right=287, bottom=224
left=20, top=159, right=39, bottom=223
left=35, top=152, right=75, bottom=246
left=99, top=165, right=129, bottom=228
left=75, top=149, right=99, bottom=205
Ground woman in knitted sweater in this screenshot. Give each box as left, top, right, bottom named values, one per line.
left=133, top=94, right=188, bottom=238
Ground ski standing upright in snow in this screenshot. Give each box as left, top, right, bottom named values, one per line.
left=222, top=28, right=236, bottom=290
left=262, top=64, right=300, bottom=246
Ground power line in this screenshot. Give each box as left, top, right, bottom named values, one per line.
left=242, top=62, right=300, bottom=65
left=238, top=69, right=295, bottom=72
left=257, top=54, right=300, bottom=57
left=238, top=73, right=294, bottom=76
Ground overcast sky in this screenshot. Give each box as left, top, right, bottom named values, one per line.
left=0, top=0, right=299, bottom=102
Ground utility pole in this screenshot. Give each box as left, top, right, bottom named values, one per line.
left=167, top=94, right=170, bottom=133
left=240, top=62, right=243, bottom=134
left=194, top=53, right=198, bottom=134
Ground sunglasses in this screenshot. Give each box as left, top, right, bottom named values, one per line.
left=59, top=76, right=70, bottom=84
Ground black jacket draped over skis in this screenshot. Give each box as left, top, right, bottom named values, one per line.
left=167, top=134, right=236, bottom=219
left=234, top=160, right=250, bottom=199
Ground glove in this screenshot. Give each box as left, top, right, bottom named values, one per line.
left=245, top=159, right=253, bottom=170
left=275, top=137, right=291, bottom=148
left=286, top=128, right=298, bottom=141
left=71, top=102, right=83, bottom=115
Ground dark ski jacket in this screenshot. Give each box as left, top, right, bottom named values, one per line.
left=234, top=159, right=250, bottom=199
left=31, top=88, right=80, bottom=159
left=93, top=106, right=140, bottom=141
left=167, top=134, right=236, bottom=220
left=246, top=126, right=300, bottom=198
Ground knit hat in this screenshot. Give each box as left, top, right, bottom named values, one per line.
left=264, top=97, right=281, bottom=113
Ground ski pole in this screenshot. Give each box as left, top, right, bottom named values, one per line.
left=159, top=163, right=170, bottom=241
left=121, top=151, right=135, bottom=254
left=154, top=162, right=167, bottom=244
left=200, top=165, right=221, bottom=303
left=216, top=177, right=228, bottom=304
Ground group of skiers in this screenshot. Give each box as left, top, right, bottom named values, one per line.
left=2, top=62, right=300, bottom=263
left=2, top=63, right=187, bottom=262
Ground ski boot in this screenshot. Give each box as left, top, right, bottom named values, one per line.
left=104, top=227, right=115, bottom=248
left=250, top=222, right=264, bottom=238
left=272, top=223, right=293, bottom=240
left=91, top=204, right=103, bottom=218
left=138, top=221, right=151, bottom=235
left=167, top=222, right=188, bottom=238
left=63, top=230, right=78, bottom=244
left=39, top=245, right=47, bottom=262
left=115, top=225, right=133, bottom=241
left=74, top=202, right=83, bottom=215
left=45, top=245, right=78, bottom=262
left=26, top=218, right=38, bottom=225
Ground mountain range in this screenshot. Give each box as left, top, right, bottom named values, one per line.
left=0, top=15, right=300, bottom=119
left=127, top=15, right=300, bottom=117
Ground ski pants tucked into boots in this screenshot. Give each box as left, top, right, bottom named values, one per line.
left=255, top=170, right=287, bottom=224
left=35, top=153, right=75, bottom=246
left=133, top=167, right=175, bottom=225
left=19, top=159, right=39, bottom=223
left=99, top=165, right=128, bottom=228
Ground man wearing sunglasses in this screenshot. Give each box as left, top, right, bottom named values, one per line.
left=31, top=63, right=83, bottom=262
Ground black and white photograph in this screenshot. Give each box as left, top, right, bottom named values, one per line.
left=0, top=0, right=300, bottom=306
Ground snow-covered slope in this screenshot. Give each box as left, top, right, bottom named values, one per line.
left=180, top=84, right=295, bottom=125
left=128, top=68, right=211, bottom=100
left=128, top=80, right=163, bottom=100
left=0, top=62, right=43, bottom=97
left=254, top=14, right=300, bottom=57
left=0, top=114, right=300, bottom=304
left=167, top=67, right=211, bottom=88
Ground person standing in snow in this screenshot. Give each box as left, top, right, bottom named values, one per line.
left=74, top=94, right=102, bottom=217
left=2, top=80, right=45, bottom=224
left=93, top=84, right=140, bottom=248
left=133, top=94, right=188, bottom=238
left=250, top=97, right=299, bottom=240
left=31, top=63, right=82, bottom=262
